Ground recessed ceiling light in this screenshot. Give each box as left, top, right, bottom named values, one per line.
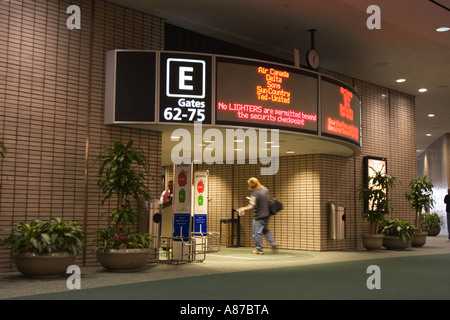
left=426, top=133, right=432, bottom=137
left=418, top=88, right=427, bottom=93
left=396, top=79, right=406, bottom=83
left=428, top=114, right=435, bottom=117
left=436, top=27, right=449, bottom=32
left=170, top=135, right=181, bottom=141
left=286, top=150, right=295, bottom=154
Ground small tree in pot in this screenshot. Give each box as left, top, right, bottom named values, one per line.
left=358, top=166, right=398, bottom=250
left=95, top=140, right=153, bottom=272
left=405, top=176, right=435, bottom=247
left=421, top=212, right=443, bottom=236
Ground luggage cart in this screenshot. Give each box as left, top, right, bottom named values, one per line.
left=157, top=236, right=206, bottom=264
left=207, top=232, right=220, bottom=252
left=191, top=231, right=220, bottom=253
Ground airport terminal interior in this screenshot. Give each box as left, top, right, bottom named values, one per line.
left=0, top=0, right=449, bottom=303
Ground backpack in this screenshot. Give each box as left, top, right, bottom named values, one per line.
left=269, top=198, right=283, bottom=215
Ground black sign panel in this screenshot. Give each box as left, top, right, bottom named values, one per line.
left=159, top=53, right=212, bottom=124
left=115, top=51, right=156, bottom=122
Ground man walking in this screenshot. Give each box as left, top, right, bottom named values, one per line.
left=238, top=177, right=277, bottom=254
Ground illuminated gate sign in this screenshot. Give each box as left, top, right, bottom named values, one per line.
left=104, top=50, right=362, bottom=150
left=159, top=52, right=212, bottom=124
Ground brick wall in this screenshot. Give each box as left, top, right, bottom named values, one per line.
left=163, top=28, right=417, bottom=251
left=193, top=79, right=416, bottom=252
left=0, top=0, right=417, bottom=272
left=0, top=0, right=163, bottom=272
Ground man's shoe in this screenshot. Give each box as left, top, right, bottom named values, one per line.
left=271, top=245, right=278, bottom=253
left=251, top=249, right=264, bottom=255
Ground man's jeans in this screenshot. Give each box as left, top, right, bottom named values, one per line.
left=252, top=217, right=276, bottom=251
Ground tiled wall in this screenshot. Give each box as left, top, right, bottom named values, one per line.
left=192, top=78, right=416, bottom=252
left=417, top=134, right=449, bottom=235
left=0, top=0, right=163, bottom=272
left=0, top=0, right=417, bottom=272
left=161, top=27, right=417, bottom=252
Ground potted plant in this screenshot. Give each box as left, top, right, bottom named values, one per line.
left=358, top=166, right=398, bottom=250
left=95, top=140, right=154, bottom=272
left=405, top=176, right=435, bottom=247
left=421, top=212, right=443, bottom=236
left=379, top=219, right=415, bottom=250
left=2, top=217, right=84, bottom=278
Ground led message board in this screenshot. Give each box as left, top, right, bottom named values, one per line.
left=105, top=50, right=362, bottom=152
left=215, top=57, right=318, bottom=133
left=159, top=52, right=212, bottom=124
left=105, top=50, right=157, bottom=123
left=321, top=76, right=361, bottom=146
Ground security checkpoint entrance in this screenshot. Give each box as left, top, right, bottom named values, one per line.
left=156, top=163, right=219, bottom=264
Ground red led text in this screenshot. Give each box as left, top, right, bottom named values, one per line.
left=218, top=102, right=316, bottom=127
left=326, top=117, right=359, bottom=141
left=257, top=67, right=291, bottom=104
left=339, top=87, right=354, bottom=121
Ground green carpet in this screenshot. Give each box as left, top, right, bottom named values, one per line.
left=11, top=253, right=450, bottom=300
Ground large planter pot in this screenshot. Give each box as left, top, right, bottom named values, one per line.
left=383, top=236, right=412, bottom=250
left=12, top=252, right=75, bottom=279
left=361, top=233, right=384, bottom=250
left=411, top=231, right=428, bottom=247
left=97, top=248, right=152, bottom=272
left=422, top=227, right=440, bottom=236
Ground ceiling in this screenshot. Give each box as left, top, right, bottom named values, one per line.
left=108, top=0, right=450, bottom=163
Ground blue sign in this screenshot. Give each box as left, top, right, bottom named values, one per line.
left=194, top=214, right=207, bottom=234
left=173, top=213, right=191, bottom=239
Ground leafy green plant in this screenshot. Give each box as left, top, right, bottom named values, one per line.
left=2, top=217, right=84, bottom=255
left=358, top=166, right=398, bottom=234
left=95, top=140, right=153, bottom=252
left=405, top=176, right=435, bottom=231
left=94, top=229, right=153, bottom=252
left=421, top=212, right=443, bottom=229
left=379, top=219, right=416, bottom=242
